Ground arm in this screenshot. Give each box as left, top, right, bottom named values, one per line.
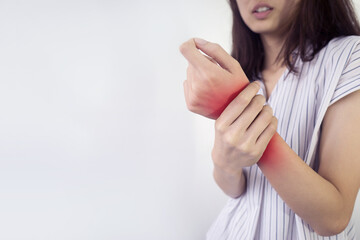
left=210, top=81, right=277, bottom=199
left=179, top=39, right=282, bottom=198
left=258, top=90, right=360, bottom=236
left=179, top=38, right=278, bottom=198
left=213, top=165, right=246, bottom=199
left=179, top=38, right=360, bottom=235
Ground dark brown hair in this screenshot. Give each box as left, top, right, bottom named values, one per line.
left=229, top=0, right=360, bottom=81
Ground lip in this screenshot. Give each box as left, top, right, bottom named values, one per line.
left=252, top=3, right=273, bottom=20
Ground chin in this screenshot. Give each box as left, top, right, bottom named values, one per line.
left=248, top=24, right=277, bottom=36
left=250, top=28, right=272, bottom=35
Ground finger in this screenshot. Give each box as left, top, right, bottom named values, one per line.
left=246, top=105, right=274, bottom=142
left=179, top=39, right=214, bottom=70
left=194, top=38, right=241, bottom=73
left=217, top=81, right=261, bottom=127
left=204, top=54, right=219, bottom=66
left=230, top=94, right=266, bottom=131
left=256, top=116, right=278, bottom=146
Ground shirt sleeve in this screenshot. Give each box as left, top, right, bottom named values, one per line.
left=329, top=41, right=360, bottom=106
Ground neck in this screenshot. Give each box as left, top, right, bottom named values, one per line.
left=261, top=34, right=286, bottom=71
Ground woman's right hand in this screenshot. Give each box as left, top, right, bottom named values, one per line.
left=179, top=38, right=249, bottom=119
left=211, top=81, right=278, bottom=177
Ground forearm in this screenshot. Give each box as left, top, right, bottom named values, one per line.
left=258, top=139, right=348, bottom=236
left=213, top=165, right=246, bottom=199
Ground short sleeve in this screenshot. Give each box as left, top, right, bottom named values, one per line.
left=305, top=36, right=360, bottom=167
left=329, top=41, right=360, bottom=106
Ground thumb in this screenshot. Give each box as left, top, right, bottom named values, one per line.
left=194, top=38, right=239, bottom=73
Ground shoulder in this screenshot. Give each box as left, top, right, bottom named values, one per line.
left=296, top=36, right=360, bottom=114
left=325, top=35, right=360, bottom=50
left=307, top=36, right=360, bottom=83
left=298, top=36, right=360, bottom=74
left=319, top=35, right=360, bottom=61
left=313, top=35, right=360, bottom=107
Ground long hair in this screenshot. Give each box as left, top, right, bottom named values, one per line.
left=229, top=0, right=360, bottom=81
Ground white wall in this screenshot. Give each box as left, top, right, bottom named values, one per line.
left=0, top=1, right=358, bottom=239
left=0, top=1, right=230, bottom=239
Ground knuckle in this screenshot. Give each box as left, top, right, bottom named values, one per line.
left=223, top=132, right=236, bottom=146
left=187, top=105, right=196, bottom=113
left=214, top=46, right=223, bottom=56
left=263, top=104, right=272, bottom=111
left=187, top=93, right=199, bottom=111
left=238, top=141, right=251, bottom=153
left=259, top=94, right=266, bottom=103
left=248, top=149, right=259, bottom=159
left=212, top=43, right=221, bottom=51
left=215, top=120, right=227, bottom=133
left=269, top=117, right=278, bottom=131
left=187, top=102, right=197, bottom=112
left=237, top=94, right=252, bottom=106
left=262, top=105, right=273, bottom=116
left=179, top=40, right=191, bottom=55
left=179, top=43, right=186, bottom=55
left=253, top=94, right=266, bottom=106
left=250, top=81, right=261, bottom=91
left=230, top=60, right=242, bottom=74
left=187, top=97, right=197, bottom=111
left=272, top=116, right=278, bottom=124
left=233, top=59, right=241, bottom=68
left=269, top=124, right=277, bottom=133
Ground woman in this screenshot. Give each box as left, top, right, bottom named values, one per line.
left=180, top=0, right=360, bottom=239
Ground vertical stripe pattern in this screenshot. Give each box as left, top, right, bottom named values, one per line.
left=206, top=36, right=360, bottom=240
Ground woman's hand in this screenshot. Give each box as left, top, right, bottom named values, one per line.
left=179, top=38, right=249, bottom=119
left=179, top=38, right=278, bottom=174
left=212, top=81, right=278, bottom=176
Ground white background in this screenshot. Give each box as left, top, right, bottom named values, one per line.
left=0, top=1, right=359, bottom=239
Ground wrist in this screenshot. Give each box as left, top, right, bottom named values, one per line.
left=213, top=163, right=243, bottom=180
left=213, top=164, right=246, bottom=199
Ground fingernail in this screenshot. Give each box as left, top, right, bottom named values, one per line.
left=194, top=38, right=208, bottom=45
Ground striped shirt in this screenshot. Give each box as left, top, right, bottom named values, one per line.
left=206, top=36, right=360, bottom=240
